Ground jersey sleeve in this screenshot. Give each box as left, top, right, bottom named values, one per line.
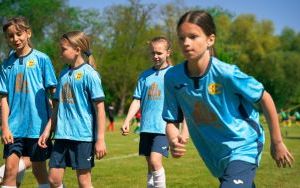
left=133, top=76, right=143, bottom=100
left=229, top=65, right=264, bottom=103
left=86, top=71, right=105, bottom=102
left=162, top=73, right=184, bottom=123
left=0, top=64, right=8, bottom=95
left=40, top=55, right=57, bottom=89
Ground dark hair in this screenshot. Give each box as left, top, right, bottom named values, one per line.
left=149, top=36, right=172, bottom=65
left=177, top=10, right=216, bottom=56
left=3, top=16, right=32, bottom=47
left=61, top=31, right=96, bottom=68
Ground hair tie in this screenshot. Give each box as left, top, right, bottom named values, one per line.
left=84, top=50, right=92, bottom=57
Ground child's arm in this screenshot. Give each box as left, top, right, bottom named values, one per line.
left=47, top=87, right=56, bottom=110
left=94, top=101, right=107, bottom=159
left=38, top=102, right=58, bottom=148
left=166, top=122, right=187, bottom=158
left=180, top=118, right=189, bottom=144
left=1, top=96, right=13, bottom=144
left=260, top=91, right=294, bottom=167
left=121, top=99, right=140, bottom=135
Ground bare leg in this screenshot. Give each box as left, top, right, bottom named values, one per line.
left=76, top=169, right=92, bottom=188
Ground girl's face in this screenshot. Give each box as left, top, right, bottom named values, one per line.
left=5, top=25, right=31, bottom=53
left=177, top=22, right=215, bottom=62
left=59, top=39, right=79, bottom=64
left=150, top=41, right=170, bottom=68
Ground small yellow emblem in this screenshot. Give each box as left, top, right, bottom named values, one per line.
left=75, top=72, right=83, bottom=80
left=208, top=83, right=222, bottom=95
left=27, top=60, right=35, bottom=67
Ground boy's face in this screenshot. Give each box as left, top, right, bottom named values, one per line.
left=5, top=25, right=31, bottom=53
left=150, top=41, right=170, bottom=68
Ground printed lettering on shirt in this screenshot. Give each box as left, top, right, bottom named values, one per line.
left=208, top=83, right=222, bottom=95
left=61, top=83, right=75, bottom=104
left=193, top=101, right=218, bottom=125
left=148, top=82, right=161, bottom=100
left=15, top=73, right=29, bottom=93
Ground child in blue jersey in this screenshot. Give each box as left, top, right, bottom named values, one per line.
left=0, top=16, right=57, bottom=188
left=163, top=10, right=294, bottom=188
left=121, top=37, right=174, bottom=188
left=0, top=50, right=33, bottom=187
left=38, top=30, right=106, bottom=188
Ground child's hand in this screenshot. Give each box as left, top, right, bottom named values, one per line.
left=270, top=141, right=294, bottom=168
left=38, top=131, right=50, bottom=148
left=1, top=127, right=14, bottom=144
left=95, top=140, right=107, bottom=159
left=170, top=135, right=187, bottom=158
left=121, top=123, right=130, bottom=136
left=179, top=134, right=189, bottom=144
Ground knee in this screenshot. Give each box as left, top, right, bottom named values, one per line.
left=48, top=174, right=63, bottom=187
left=78, top=178, right=92, bottom=188
left=4, top=163, right=18, bottom=178
left=149, top=159, right=162, bottom=171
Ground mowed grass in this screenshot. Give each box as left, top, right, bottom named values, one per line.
left=1, top=118, right=299, bottom=188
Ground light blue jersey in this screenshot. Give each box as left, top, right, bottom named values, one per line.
left=54, top=63, right=105, bottom=142
left=0, top=49, right=57, bottom=138
left=134, top=66, right=171, bottom=134
left=163, top=57, right=265, bottom=177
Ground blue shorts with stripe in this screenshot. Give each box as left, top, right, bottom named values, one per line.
left=139, top=132, right=169, bottom=157
left=49, top=139, right=95, bottom=170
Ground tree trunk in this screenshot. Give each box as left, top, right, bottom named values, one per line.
left=118, top=95, right=126, bottom=116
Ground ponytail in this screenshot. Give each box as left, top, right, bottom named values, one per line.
left=83, top=50, right=96, bottom=68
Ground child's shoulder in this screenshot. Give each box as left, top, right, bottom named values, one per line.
left=211, top=57, right=239, bottom=77
left=82, top=63, right=101, bottom=78
left=31, top=49, right=50, bottom=59
left=165, top=62, right=185, bottom=77
left=138, top=67, right=156, bottom=79
left=211, top=57, right=235, bottom=70
left=1, top=52, right=16, bottom=67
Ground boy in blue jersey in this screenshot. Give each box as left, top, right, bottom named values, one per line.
left=163, top=10, right=294, bottom=188
left=38, top=31, right=106, bottom=188
left=121, top=37, right=175, bottom=188
left=0, top=16, right=57, bottom=188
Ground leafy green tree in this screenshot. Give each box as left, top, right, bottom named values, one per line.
left=100, top=0, right=154, bottom=115
left=0, top=0, right=65, bottom=49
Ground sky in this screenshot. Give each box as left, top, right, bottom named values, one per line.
left=68, top=0, right=300, bottom=35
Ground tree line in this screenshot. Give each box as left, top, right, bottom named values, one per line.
left=1, top=0, right=299, bottom=115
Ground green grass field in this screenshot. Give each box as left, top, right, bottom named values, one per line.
left=1, top=118, right=299, bottom=188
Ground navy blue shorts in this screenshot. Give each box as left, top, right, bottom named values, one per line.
left=3, top=138, right=52, bottom=162
left=219, top=160, right=257, bottom=188
left=139, top=133, right=169, bottom=157
left=49, top=139, right=95, bottom=170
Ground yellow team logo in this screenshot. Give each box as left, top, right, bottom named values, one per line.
left=27, top=60, right=36, bottom=68
left=75, top=72, right=84, bottom=80
left=208, top=83, right=222, bottom=95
